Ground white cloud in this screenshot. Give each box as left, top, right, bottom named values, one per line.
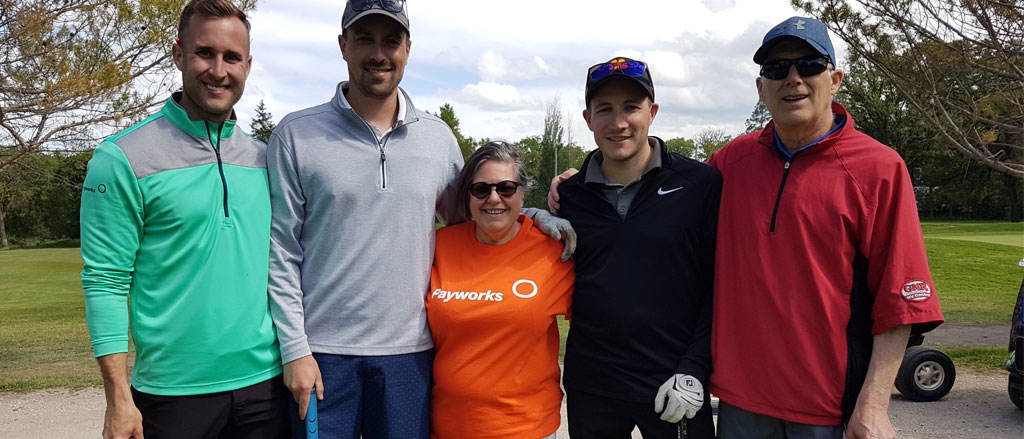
left=533, top=57, right=550, bottom=72
left=477, top=51, right=508, bottom=82
left=234, top=0, right=851, bottom=150
left=455, top=82, right=539, bottom=112
left=702, top=0, right=737, bottom=13
left=476, top=51, right=555, bottom=82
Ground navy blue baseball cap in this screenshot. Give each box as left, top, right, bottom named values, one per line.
left=753, top=17, right=835, bottom=64
left=342, top=0, right=409, bottom=34
left=585, top=57, right=655, bottom=107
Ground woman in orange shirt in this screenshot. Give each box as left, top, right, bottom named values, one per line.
left=427, top=141, right=575, bottom=439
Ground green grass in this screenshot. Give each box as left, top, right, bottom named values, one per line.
left=558, top=316, right=569, bottom=361
left=1, top=221, right=1020, bottom=390
left=932, top=345, right=1011, bottom=372
left=0, top=248, right=100, bottom=391
left=921, top=221, right=1023, bottom=247
left=925, top=237, right=1021, bottom=323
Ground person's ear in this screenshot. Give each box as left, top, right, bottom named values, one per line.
left=172, top=38, right=185, bottom=71
left=829, top=69, right=844, bottom=95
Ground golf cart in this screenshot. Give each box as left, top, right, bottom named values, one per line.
left=894, top=333, right=956, bottom=402
left=1007, top=273, right=1023, bottom=410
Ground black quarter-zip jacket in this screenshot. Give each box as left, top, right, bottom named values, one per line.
left=558, top=137, right=721, bottom=432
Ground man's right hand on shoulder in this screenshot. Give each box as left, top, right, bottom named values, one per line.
left=284, top=355, right=324, bottom=420
left=548, top=168, right=579, bottom=213
left=103, top=399, right=143, bottom=439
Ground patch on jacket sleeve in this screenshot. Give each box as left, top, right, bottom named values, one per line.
left=901, top=280, right=932, bottom=302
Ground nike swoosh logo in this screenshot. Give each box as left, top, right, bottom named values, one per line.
left=657, top=186, right=684, bottom=195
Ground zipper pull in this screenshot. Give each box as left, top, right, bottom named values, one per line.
left=380, top=150, right=386, bottom=165
left=784, top=161, right=791, bottom=170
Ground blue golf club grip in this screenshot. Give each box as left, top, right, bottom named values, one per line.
left=306, top=386, right=318, bottom=439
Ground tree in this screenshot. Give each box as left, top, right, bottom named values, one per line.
left=533, top=97, right=586, bottom=208
left=792, top=0, right=1023, bottom=179
left=541, top=95, right=566, bottom=172
left=665, top=137, right=697, bottom=159
left=437, top=103, right=477, bottom=160
left=743, top=100, right=771, bottom=134
left=249, top=99, right=275, bottom=143
left=694, top=128, right=732, bottom=162
left=0, top=0, right=258, bottom=175
left=838, top=53, right=1019, bottom=220
left=511, top=98, right=587, bottom=209
left=0, top=160, right=37, bottom=248
left=0, top=149, right=90, bottom=247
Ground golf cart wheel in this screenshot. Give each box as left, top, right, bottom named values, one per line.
left=895, top=346, right=955, bottom=402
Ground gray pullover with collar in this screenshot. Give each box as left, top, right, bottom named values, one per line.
left=267, top=83, right=464, bottom=363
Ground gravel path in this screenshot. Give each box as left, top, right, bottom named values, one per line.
left=3, top=324, right=1016, bottom=437
left=2, top=370, right=1020, bottom=438
left=927, top=323, right=1010, bottom=347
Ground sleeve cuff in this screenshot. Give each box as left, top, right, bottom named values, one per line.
left=92, top=338, right=130, bottom=358
left=280, top=338, right=313, bottom=364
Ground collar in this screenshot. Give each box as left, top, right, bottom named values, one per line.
left=164, top=92, right=237, bottom=141
left=773, top=114, right=845, bottom=161
left=584, top=137, right=663, bottom=186
left=335, top=81, right=409, bottom=127
left=758, top=101, right=853, bottom=159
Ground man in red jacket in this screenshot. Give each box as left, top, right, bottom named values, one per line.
left=706, top=17, right=944, bottom=439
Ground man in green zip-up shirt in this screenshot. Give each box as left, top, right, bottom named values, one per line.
left=80, top=1, right=287, bottom=438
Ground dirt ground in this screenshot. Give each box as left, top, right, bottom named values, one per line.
left=927, top=323, right=1011, bottom=347
left=2, top=370, right=1020, bottom=438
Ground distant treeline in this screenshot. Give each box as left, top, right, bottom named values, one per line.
left=0, top=150, right=91, bottom=247
left=0, top=138, right=1017, bottom=248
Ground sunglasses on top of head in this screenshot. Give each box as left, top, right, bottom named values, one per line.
left=469, top=181, right=521, bottom=199
left=588, top=58, right=647, bottom=81
left=759, top=56, right=831, bottom=80
left=350, top=0, right=405, bottom=12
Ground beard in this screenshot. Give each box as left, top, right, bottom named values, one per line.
left=350, top=62, right=403, bottom=100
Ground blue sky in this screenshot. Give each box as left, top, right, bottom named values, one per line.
left=231, top=0, right=847, bottom=151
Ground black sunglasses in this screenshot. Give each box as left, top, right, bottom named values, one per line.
left=350, top=0, right=405, bottom=13
left=759, top=56, right=830, bottom=80
left=469, top=181, right=521, bottom=199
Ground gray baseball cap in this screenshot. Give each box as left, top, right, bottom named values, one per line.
left=341, top=0, right=409, bottom=33
left=753, top=16, right=835, bottom=64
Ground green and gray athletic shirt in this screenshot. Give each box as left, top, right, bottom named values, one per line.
left=80, top=94, right=282, bottom=396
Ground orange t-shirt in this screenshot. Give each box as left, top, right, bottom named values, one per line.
left=427, top=215, right=574, bottom=439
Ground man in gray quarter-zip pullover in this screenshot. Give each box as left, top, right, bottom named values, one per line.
left=266, top=2, right=575, bottom=438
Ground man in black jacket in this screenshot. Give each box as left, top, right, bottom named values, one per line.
left=556, top=57, right=722, bottom=438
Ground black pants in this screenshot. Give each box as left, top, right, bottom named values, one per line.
left=131, top=375, right=290, bottom=439
left=567, top=389, right=716, bottom=439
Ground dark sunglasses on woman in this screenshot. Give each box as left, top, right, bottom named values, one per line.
left=470, top=181, right=521, bottom=199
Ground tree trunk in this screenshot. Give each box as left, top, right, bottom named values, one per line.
left=1005, top=174, right=1023, bottom=223
left=0, top=203, right=8, bottom=249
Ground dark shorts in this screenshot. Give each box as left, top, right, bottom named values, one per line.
left=131, top=375, right=290, bottom=439
left=288, top=350, right=433, bottom=439
left=566, top=389, right=715, bottom=439
left=716, top=400, right=843, bottom=439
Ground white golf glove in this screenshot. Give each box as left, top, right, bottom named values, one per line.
left=530, top=208, right=576, bottom=262
left=654, top=374, right=703, bottom=423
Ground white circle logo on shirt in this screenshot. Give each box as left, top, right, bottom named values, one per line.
left=512, top=279, right=538, bottom=299
left=901, top=280, right=932, bottom=302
